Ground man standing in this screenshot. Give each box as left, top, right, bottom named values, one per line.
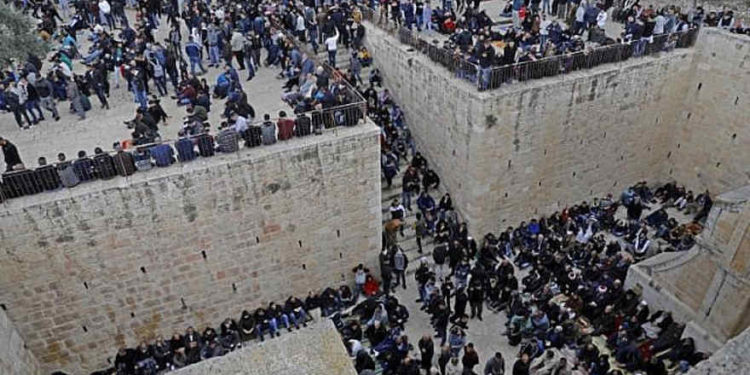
left=185, top=36, right=206, bottom=75
left=231, top=30, right=246, bottom=70
left=418, top=334, right=434, bottom=373
left=35, top=73, right=60, bottom=121
left=325, top=29, right=339, bottom=67
left=392, top=246, right=408, bottom=289
left=0, top=138, right=23, bottom=172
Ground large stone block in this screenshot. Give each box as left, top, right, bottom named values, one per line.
left=0, top=123, right=382, bottom=374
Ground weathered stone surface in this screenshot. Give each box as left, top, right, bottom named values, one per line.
left=687, top=325, right=750, bottom=375
left=172, top=319, right=356, bottom=375
left=667, top=29, right=750, bottom=196
left=364, top=25, right=749, bottom=241
left=626, top=185, right=750, bottom=350
left=0, top=307, right=41, bottom=375
left=0, top=123, right=382, bottom=374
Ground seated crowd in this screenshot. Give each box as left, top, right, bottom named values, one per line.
left=343, top=58, right=714, bottom=375
left=107, top=287, right=374, bottom=375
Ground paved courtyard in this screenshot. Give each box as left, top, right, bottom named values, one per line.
left=0, top=14, right=290, bottom=165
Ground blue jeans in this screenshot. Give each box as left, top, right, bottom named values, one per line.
left=83, top=49, right=103, bottom=65
left=288, top=310, right=308, bottom=327
left=189, top=56, right=205, bottom=75
left=209, top=45, right=221, bottom=66
left=25, top=100, right=43, bottom=121
left=255, top=318, right=278, bottom=340
left=328, top=49, right=337, bottom=67
left=133, top=89, right=148, bottom=109
left=402, top=190, right=413, bottom=210
left=309, top=29, right=319, bottom=52
left=480, top=67, right=491, bottom=89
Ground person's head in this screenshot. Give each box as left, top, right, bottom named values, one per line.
left=0, top=137, right=6, bottom=146
left=94, top=147, right=104, bottom=155
left=450, top=357, right=458, bottom=365
left=264, top=113, right=271, bottom=121
left=520, top=353, right=530, bottom=363
left=38, top=157, right=47, bottom=166
left=57, top=153, right=66, bottom=162
left=77, top=150, right=87, bottom=158
left=113, top=142, right=123, bottom=152
left=279, top=110, right=287, bottom=118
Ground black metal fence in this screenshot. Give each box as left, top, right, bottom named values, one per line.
left=362, top=6, right=699, bottom=91
left=0, top=103, right=367, bottom=204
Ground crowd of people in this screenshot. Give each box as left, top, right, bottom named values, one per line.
left=336, top=48, right=714, bottom=374
left=363, top=0, right=750, bottom=89
left=0, top=0, right=378, bottom=202
left=0, top=0, right=730, bottom=375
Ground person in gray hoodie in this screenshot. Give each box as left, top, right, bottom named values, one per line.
left=261, top=113, right=277, bottom=145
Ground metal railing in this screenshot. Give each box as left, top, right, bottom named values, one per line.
left=361, top=6, right=700, bottom=91
left=0, top=104, right=367, bottom=204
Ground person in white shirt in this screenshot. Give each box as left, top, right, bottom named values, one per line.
left=231, top=112, right=249, bottom=134
left=654, top=12, right=666, bottom=34
left=98, top=0, right=114, bottom=30
left=324, top=29, right=339, bottom=67
left=596, top=8, right=607, bottom=29
left=574, top=1, right=586, bottom=35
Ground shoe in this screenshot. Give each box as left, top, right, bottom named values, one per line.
left=303, top=322, right=308, bottom=327
left=276, top=332, right=281, bottom=337
left=54, top=116, right=60, bottom=121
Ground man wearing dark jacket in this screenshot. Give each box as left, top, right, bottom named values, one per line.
left=0, top=138, right=23, bottom=171
left=418, top=334, right=435, bottom=372
left=112, top=143, right=136, bottom=176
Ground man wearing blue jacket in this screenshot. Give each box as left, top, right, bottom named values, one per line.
left=185, top=36, right=206, bottom=75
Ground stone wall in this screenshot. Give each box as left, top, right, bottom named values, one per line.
left=0, top=124, right=382, bottom=374
left=365, top=25, right=749, bottom=237
left=362, top=24, right=485, bottom=231
left=365, top=23, right=693, bottom=235
left=687, top=325, right=750, bottom=375
left=0, top=307, right=41, bottom=375
left=636, top=0, right=750, bottom=13
left=172, top=319, right=356, bottom=375
left=625, top=185, right=750, bottom=351
left=668, top=28, right=750, bottom=194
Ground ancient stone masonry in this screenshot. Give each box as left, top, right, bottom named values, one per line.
left=666, top=28, right=750, bottom=194
left=0, top=124, right=382, bottom=374
left=687, top=324, right=750, bottom=375
left=0, top=306, right=41, bottom=375
left=625, top=185, right=750, bottom=350
left=364, top=24, right=749, bottom=239
left=171, top=319, right=357, bottom=375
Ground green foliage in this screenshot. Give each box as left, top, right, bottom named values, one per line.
left=0, top=2, right=50, bottom=66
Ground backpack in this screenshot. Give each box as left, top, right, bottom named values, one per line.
left=196, top=134, right=215, bottom=157
left=81, top=95, right=92, bottom=111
